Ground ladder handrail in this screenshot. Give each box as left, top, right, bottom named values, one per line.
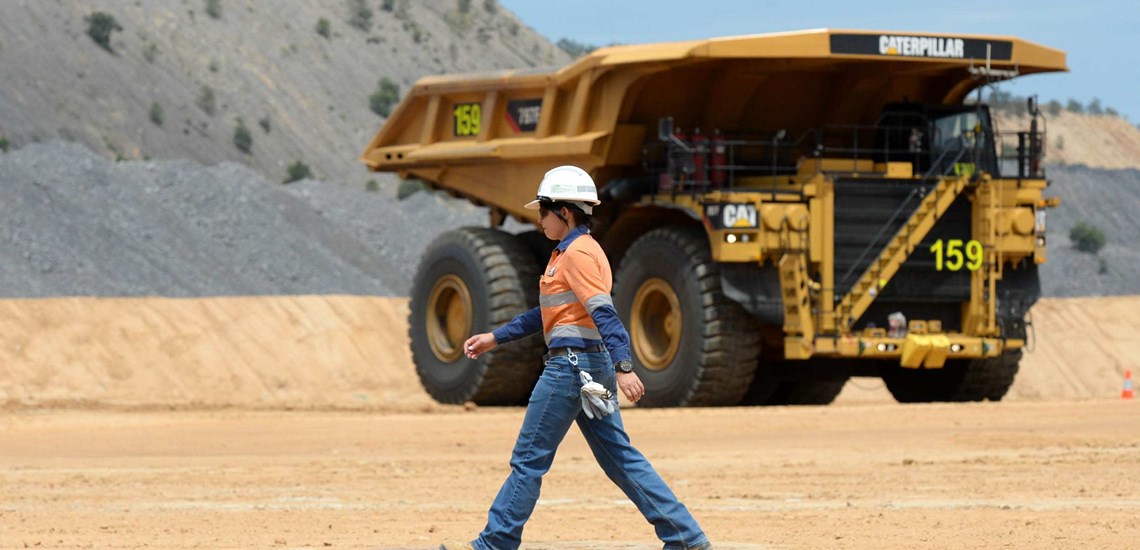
left=834, top=146, right=973, bottom=330
left=836, top=186, right=923, bottom=293
left=835, top=144, right=970, bottom=295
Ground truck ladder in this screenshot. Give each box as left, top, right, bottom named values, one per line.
left=779, top=252, right=816, bottom=359
left=963, top=177, right=1004, bottom=336
left=835, top=174, right=970, bottom=332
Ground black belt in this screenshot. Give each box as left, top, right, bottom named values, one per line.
left=543, top=344, right=606, bottom=362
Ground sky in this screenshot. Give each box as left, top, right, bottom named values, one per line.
left=498, top=0, right=1139, bottom=122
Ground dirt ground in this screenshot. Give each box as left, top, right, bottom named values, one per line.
left=1, top=402, right=1138, bottom=549
left=1, top=295, right=1139, bottom=548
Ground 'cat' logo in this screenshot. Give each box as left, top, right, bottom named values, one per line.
left=723, top=204, right=758, bottom=228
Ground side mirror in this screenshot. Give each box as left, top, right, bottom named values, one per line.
left=1027, top=96, right=1037, bottom=116
left=658, top=117, right=675, bottom=142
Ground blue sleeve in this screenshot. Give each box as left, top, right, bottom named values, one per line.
left=589, top=304, right=631, bottom=364
left=492, top=307, right=542, bottom=344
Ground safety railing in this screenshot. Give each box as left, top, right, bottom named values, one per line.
left=643, top=118, right=1039, bottom=194
left=993, top=129, right=1047, bottom=179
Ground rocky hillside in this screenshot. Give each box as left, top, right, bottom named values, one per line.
left=0, top=4, right=1136, bottom=299
left=0, top=0, right=571, bottom=188
left=1, top=141, right=1136, bottom=298
left=0, top=141, right=491, bottom=297
left=1038, top=164, right=1140, bottom=297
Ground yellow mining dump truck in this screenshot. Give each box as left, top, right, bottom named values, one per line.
left=362, top=29, right=1066, bottom=407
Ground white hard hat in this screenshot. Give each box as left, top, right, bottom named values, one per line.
left=524, top=165, right=600, bottom=215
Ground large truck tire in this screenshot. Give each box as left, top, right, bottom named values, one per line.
left=882, top=349, right=1021, bottom=403
left=765, top=379, right=848, bottom=405
left=408, top=227, right=544, bottom=405
left=613, top=226, right=761, bottom=407
left=515, top=229, right=556, bottom=267
left=742, top=360, right=848, bottom=406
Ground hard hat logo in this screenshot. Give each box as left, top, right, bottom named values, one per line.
left=524, top=165, right=600, bottom=214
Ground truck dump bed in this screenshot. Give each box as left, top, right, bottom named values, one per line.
left=362, top=28, right=1066, bottom=222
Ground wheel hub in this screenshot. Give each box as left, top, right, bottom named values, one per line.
left=630, top=277, right=681, bottom=371
left=426, top=274, right=472, bottom=363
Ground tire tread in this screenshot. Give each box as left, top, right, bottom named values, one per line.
left=409, top=227, right=544, bottom=405
left=617, top=226, right=761, bottom=406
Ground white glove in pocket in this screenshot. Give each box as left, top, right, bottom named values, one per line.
left=579, top=371, right=616, bottom=419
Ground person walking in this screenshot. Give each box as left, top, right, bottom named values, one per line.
left=441, top=166, right=712, bottom=550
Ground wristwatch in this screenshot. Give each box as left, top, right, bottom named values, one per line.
left=615, top=359, right=634, bottom=373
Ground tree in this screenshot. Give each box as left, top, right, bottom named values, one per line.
left=233, top=118, right=252, bottom=154
left=1087, top=97, right=1103, bottom=115
left=1008, top=97, right=1027, bottom=117
left=369, top=77, right=400, bottom=117
left=556, top=37, right=597, bottom=58
left=397, top=178, right=426, bottom=199
left=149, top=102, right=164, bottom=126
left=284, top=161, right=311, bottom=183
left=144, top=43, right=159, bottom=63
left=197, top=86, right=217, bottom=115
left=987, top=89, right=1012, bottom=106
left=316, top=17, right=331, bottom=38
left=348, top=0, right=373, bottom=31
left=85, top=12, right=122, bottom=52
left=1066, top=98, right=1084, bottom=114
left=205, top=0, right=222, bottom=19
left=1045, top=99, right=1062, bottom=116
left=1069, top=221, right=1106, bottom=254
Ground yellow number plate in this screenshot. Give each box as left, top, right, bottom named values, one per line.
left=453, top=102, right=482, bottom=137
left=929, top=239, right=984, bottom=271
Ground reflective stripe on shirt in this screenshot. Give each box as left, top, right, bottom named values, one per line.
left=490, top=226, right=631, bottom=364
left=584, top=294, right=614, bottom=315
left=546, top=323, right=602, bottom=343
left=539, top=290, right=578, bottom=308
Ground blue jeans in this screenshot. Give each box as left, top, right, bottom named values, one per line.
left=472, top=350, right=709, bottom=550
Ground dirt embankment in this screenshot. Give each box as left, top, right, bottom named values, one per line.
left=2, top=295, right=1135, bottom=410
left=0, top=296, right=434, bottom=411
left=994, top=110, right=1140, bottom=170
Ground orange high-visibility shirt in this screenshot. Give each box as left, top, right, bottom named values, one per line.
left=492, top=227, right=631, bottom=363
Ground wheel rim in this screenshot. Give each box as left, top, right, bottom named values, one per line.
left=630, top=277, right=681, bottom=371
left=426, top=274, right=473, bottom=363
